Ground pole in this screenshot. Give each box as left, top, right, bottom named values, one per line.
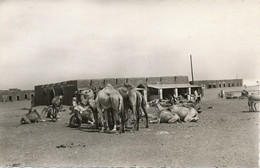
left=190, top=54, right=194, bottom=85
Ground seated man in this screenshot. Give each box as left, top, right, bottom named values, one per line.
left=71, top=96, right=88, bottom=114
left=70, top=95, right=94, bottom=125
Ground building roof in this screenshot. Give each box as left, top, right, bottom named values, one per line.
left=147, top=83, right=202, bottom=89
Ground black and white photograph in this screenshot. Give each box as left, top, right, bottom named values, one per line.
left=0, top=0, right=259, bottom=167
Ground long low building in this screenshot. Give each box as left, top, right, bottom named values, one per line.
left=0, top=89, right=34, bottom=102
left=193, top=79, right=243, bottom=89
left=148, top=83, right=202, bottom=100
left=34, top=76, right=199, bottom=106
left=34, top=77, right=243, bottom=106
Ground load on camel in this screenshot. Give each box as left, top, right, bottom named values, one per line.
left=68, top=106, right=95, bottom=128
left=117, top=83, right=149, bottom=131
left=41, top=104, right=66, bottom=120
left=247, top=93, right=260, bottom=112
left=21, top=108, right=45, bottom=124
left=68, top=93, right=95, bottom=128
left=149, top=100, right=199, bottom=123
left=79, top=84, right=125, bottom=133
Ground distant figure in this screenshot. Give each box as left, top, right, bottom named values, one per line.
left=220, top=90, right=225, bottom=98
left=194, top=90, right=198, bottom=101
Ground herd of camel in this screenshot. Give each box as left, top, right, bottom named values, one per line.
left=20, top=83, right=260, bottom=133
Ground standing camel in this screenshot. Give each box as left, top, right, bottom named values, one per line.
left=117, top=84, right=149, bottom=131
left=80, top=84, right=125, bottom=133
left=51, top=95, right=63, bottom=121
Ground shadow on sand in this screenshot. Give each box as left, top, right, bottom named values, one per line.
left=75, top=124, right=134, bottom=134
left=241, top=110, right=260, bottom=113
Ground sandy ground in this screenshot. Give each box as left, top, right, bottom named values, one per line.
left=0, top=86, right=259, bottom=167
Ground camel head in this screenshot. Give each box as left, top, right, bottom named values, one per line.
left=149, top=99, right=160, bottom=107
left=82, top=89, right=95, bottom=100
left=88, top=99, right=96, bottom=109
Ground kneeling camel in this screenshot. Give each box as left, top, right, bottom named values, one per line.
left=150, top=102, right=199, bottom=123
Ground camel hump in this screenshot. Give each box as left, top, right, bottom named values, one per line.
left=249, top=93, right=260, bottom=101
left=106, top=83, right=114, bottom=89
left=103, top=83, right=117, bottom=95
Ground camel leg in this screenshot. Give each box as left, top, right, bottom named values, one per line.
left=141, top=97, right=149, bottom=128
left=52, top=107, right=57, bottom=121
left=90, top=106, right=99, bottom=128
left=124, top=107, right=130, bottom=128
left=149, top=117, right=160, bottom=124
left=168, top=114, right=180, bottom=123
left=142, top=106, right=149, bottom=128
left=253, top=102, right=257, bottom=112
left=248, top=100, right=255, bottom=112
left=120, top=108, right=125, bottom=133
left=76, top=112, right=82, bottom=127
left=131, top=105, right=137, bottom=132
left=110, top=110, right=119, bottom=133
left=104, top=110, right=110, bottom=132
left=97, top=106, right=105, bottom=132
left=41, top=108, right=47, bottom=118
left=21, top=115, right=31, bottom=124
left=184, top=110, right=199, bottom=122
left=136, top=106, right=140, bottom=131
left=57, top=109, right=60, bottom=120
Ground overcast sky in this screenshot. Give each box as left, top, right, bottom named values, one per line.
left=0, top=0, right=259, bottom=90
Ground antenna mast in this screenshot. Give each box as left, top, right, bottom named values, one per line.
left=190, top=54, right=194, bottom=85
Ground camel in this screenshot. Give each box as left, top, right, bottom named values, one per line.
left=21, top=108, right=45, bottom=124
left=149, top=101, right=199, bottom=123
left=149, top=103, right=180, bottom=124
left=248, top=93, right=260, bottom=112
left=117, top=84, right=148, bottom=131
left=79, top=84, right=125, bottom=133
left=51, top=95, right=63, bottom=121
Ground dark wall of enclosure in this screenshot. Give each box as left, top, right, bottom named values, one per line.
left=193, top=79, right=243, bottom=89
left=34, top=80, right=77, bottom=106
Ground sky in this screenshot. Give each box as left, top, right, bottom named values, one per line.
left=0, top=0, right=259, bottom=90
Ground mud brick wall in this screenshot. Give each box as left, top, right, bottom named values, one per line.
left=146, top=77, right=161, bottom=84
left=193, top=79, right=243, bottom=89
left=127, top=77, right=147, bottom=86
left=174, top=76, right=189, bottom=84
left=0, top=89, right=34, bottom=102
left=161, top=76, right=188, bottom=84
left=104, top=78, right=117, bottom=86
left=161, top=76, right=175, bottom=84
left=116, top=78, right=127, bottom=85
left=77, top=80, right=91, bottom=89
left=91, top=79, right=105, bottom=88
